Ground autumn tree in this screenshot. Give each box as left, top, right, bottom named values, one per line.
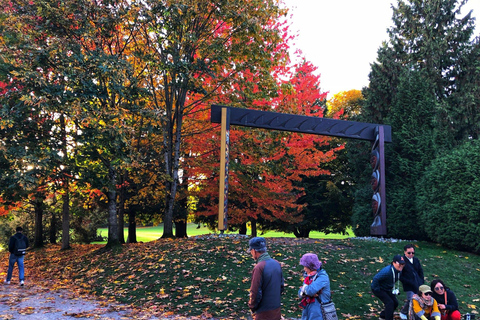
left=187, top=58, right=345, bottom=237
left=269, top=88, right=362, bottom=238
left=1, top=0, right=294, bottom=243
left=134, top=0, right=288, bottom=238
left=0, top=0, right=155, bottom=247
left=326, top=90, right=363, bottom=119
left=0, top=8, right=64, bottom=247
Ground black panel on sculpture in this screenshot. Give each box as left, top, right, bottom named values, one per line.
left=211, top=104, right=392, bottom=142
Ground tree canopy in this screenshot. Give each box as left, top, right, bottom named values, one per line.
left=1, top=0, right=349, bottom=245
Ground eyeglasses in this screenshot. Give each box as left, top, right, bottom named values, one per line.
left=424, top=292, right=432, bottom=296
left=406, top=251, right=415, bottom=255
left=435, top=286, right=444, bottom=291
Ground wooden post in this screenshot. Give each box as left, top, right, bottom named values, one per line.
left=218, top=107, right=230, bottom=231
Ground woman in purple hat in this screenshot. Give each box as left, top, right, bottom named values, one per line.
left=298, top=253, right=332, bottom=319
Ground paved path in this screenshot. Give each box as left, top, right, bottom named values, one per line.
left=0, top=282, right=150, bottom=319
left=0, top=282, right=300, bottom=319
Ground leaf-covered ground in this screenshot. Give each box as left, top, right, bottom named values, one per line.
left=0, top=283, right=135, bottom=319
left=2, top=236, right=480, bottom=319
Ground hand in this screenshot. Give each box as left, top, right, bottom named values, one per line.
left=300, top=284, right=308, bottom=295
left=438, top=304, right=446, bottom=310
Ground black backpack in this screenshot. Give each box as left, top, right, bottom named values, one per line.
left=13, top=234, right=27, bottom=256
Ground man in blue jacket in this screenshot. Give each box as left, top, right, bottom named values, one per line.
left=371, top=254, right=405, bottom=320
left=248, top=237, right=284, bottom=320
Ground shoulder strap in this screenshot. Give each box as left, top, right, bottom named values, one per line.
left=311, top=273, right=326, bottom=303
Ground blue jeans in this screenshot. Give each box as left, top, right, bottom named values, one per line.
left=6, top=254, right=25, bottom=282
left=401, top=290, right=415, bottom=314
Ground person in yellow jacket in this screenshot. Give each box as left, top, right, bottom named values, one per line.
left=409, top=285, right=441, bottom=320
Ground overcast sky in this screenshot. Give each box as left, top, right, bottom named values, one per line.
left=282, top=0, right=480, bottom=97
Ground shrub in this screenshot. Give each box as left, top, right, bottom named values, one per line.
left=417, top=139, right=480, bottom=253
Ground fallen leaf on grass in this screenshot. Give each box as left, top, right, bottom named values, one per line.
left=18, top=307, right=35, bottom=315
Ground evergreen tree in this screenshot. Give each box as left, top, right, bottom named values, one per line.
left=350, top=0, right=478, bottom=239
left=446, top=37, right=480, bottom=141
left=385, top=69, right=437, bottom=239
left=389, top=0, right=475, bottom=98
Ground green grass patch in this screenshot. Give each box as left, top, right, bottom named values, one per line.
left=31, top=237, right=480, bottom=319
left=96, top=224, right=355, bottom=243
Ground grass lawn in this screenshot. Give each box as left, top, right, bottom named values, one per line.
left=23, top=235, right=480, bottom=319
left=96, top=224, right=355, bottom=243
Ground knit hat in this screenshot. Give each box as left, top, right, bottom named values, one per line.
left=299, top=253, right=322, bottom=270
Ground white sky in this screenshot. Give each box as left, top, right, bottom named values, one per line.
left=282, top=0, right=480, bottom=97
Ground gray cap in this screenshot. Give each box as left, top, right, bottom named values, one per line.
left=248, top=237, right=266, bottom=252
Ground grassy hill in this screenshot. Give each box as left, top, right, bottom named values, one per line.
left=16, top=234, right=480, bottom=319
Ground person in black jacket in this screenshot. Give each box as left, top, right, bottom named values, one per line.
left=5, top=227, right=29, bottom=286
left=399, top=244, right=424, bottom=319
left=430, top=279, right=461, bottom=320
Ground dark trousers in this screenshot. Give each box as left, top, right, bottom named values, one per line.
left=373, top=289, right=399, bottom=320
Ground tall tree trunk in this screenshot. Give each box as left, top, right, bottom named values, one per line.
left=239, top=222, right=247, bottom=235
left=117, top=199, right=125, bottom=244
left=34, top=197, right=44, bottom=248
left=175, top=220, right=187, bottom=238
left=162, top=90, right=186, bottom=239
left=60, top=114, right=71, bottom=250
left=174, top=179, right=188, bottom=238
left=162, top=121, right=175, bottom=238
left=49, top=211, right=57, bottom=244
left=163, top=129, right=182, bottom=238
left=163, top=189, right=175, bottom=238
left=106, top=164, right=120, bottom=247
left=294, top=227, right=311, bottom=238
left=61, top=182, right=71, bottom=250
left=127, top=209, right=137, bottom=243
left=250, top=219, right=257, bottom=238
left=117, top=173, right=126, bottom=244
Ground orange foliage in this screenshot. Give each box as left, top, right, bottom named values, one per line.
left=184, top=55, right=344, bottom=227
left=326, top=89, right=364, bottom=119
left=0, top=197, right=22, bottom=216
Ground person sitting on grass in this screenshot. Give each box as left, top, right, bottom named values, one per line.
left=409, top=285, right=441, bottom=320
left=430, top=279, right=461, bottom=320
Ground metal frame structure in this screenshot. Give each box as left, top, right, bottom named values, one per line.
left=210, top=104, right=392, bottom=235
